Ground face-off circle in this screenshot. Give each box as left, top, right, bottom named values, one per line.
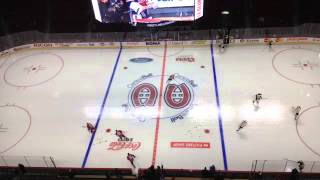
left=0, top=57, right=9, bottom=70
left=0, top=61, right=5, bottom=69
left=4, top=52, right=64, bottom=88
left=296, top=105, right=320, bottom=157
left=272, top=48, right=320, bottom=86
left=0, top=104, right=31, bottom=154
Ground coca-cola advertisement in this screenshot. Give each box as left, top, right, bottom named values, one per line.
left=106, top=130, right=142, bottom=151
left=108, top=141, right=141, bottom=151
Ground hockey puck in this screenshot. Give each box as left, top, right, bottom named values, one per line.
left=204, top=129, right=210, bottom=134
left=106, top=128, right=111, bottom=133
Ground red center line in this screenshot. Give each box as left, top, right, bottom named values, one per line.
left=152, top=42, right=168, bottom=166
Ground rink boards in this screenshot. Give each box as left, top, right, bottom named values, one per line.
left=0, top=41, right=320, bottom=172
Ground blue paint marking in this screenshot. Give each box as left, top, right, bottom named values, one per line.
left=82, top=43, right=123, bottom=168
left=210, top=42, right=228, bottom=170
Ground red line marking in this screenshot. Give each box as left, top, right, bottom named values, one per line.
left=147, top=45, right=183, bottom=57
left=151, top=42, right=168, bottom=166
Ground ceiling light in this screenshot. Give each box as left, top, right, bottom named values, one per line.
left=221, top=11, right=230, bottom=15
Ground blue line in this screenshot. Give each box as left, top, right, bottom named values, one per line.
left=81, top=43, right=123, bottom=168
left=210, top=42, right=228, bottom=170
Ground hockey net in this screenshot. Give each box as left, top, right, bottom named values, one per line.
left=251, top=159, right=320, bottom=174
left=0, top=155, right=56, bottom=168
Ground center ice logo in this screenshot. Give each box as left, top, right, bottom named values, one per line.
left=123, top=73, right=196, bottom=122
left=131, top=83, right=158, bottom=107
left=164, top=83, right=191, bottom=109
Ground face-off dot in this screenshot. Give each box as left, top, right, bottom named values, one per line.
left=4, top=53, right=64, bottom=88
left=272, top=48, right=320, bottom=86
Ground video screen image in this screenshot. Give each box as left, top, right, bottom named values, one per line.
left=92, top=0, right=204, bottom=26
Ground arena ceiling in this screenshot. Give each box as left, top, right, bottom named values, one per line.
left=0, top=0, right=319, bottom=36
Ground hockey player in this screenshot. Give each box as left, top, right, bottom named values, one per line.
left=115, top=130, right=127, bottom=141
left=268, top=40, right=273, bottom=49
left=127, top=153, right=136, bottom=168
left=236, top=120, right=248, bottom=132
left=127, top=0, right=149, bottom=19
left=223, top=33, right=229, bottom=46
left=297, top=160, right=305, bottom=172
left=294, top=106, right=301, bottom=120
left=253, top=93, right=263, bottom=106
left=167, top=74, right=175, bottom=83
left=218, top=42, right=225, bottom=49
left=86, top=122, right=96, bottom=133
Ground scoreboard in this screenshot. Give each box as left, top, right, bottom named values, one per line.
left=156, top=0, right=195, bottom=8
left=91, top=0, right=204, bottom=26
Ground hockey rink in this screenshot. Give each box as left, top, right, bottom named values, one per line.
left=0, top=43, right=320, bottom=172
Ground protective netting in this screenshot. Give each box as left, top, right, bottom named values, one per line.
left=0, top=155, right=55, bottom=168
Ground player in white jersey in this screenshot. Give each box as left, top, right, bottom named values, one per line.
left=294, top=106, right=301, bottom=120
left=127, top=0, right=148, bottom=18
left=252, top=93, right=262, bottom=106
left=236, top=120, right=248, bottom=132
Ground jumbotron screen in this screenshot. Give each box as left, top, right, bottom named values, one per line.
left=91, top=0, right=204, bottom=26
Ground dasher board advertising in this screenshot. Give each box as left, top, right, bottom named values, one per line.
left=92, top=0, right=204, bottom=26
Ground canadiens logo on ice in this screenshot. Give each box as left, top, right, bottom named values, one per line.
left=123, top=73, right=196, bottom=122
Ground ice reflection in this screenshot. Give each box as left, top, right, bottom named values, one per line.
left=239, top=102, right=285, bottom=123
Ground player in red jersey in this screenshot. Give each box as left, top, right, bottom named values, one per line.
left=115, top=130, right=127, bottom=140
left=167, top=74, right=175, bottom=84
left=86, top=122, right=96, bottom=133
left=127, top=153, right=136, bottom=168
